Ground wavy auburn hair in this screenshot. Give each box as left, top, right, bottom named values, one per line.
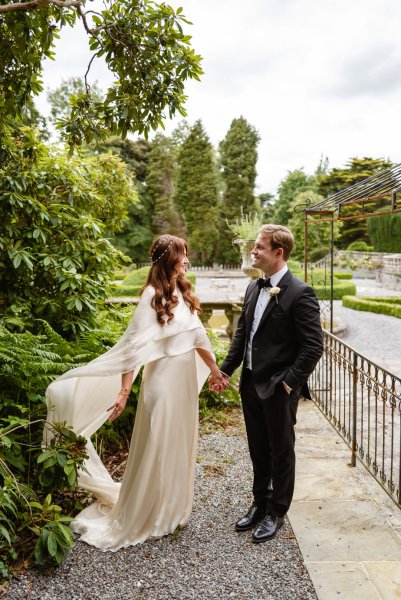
left=143, top=235, right=201, bottom=326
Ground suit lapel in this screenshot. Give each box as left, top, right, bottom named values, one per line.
left=246, top=282, right=260, bottom=330
left=257, top=269, right=293, bottom=331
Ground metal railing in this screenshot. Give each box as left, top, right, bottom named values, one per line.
left=309, top=330, right=401, bottom=507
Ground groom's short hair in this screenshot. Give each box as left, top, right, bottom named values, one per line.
left=259, top=224, right=294, bottom=261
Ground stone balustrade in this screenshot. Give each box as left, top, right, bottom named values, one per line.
left=379, top=254, right=401, bottom=290
left=105, top=298, right=243, bottom=340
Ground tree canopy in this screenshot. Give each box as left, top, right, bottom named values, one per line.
left=0, top=0, right=203, bottom=146
left=217, top=116, right=260, bottom=263
left=272, top=168, right=317, bottom=226
left=175, top=120, right=220, bottom=263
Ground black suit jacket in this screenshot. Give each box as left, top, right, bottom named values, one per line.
left=220, top=270, right=323, bottom=399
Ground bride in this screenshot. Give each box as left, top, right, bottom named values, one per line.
left=44, top=234, right=223, bottom=551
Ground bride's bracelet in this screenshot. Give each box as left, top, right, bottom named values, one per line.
left=119, top=388, right=130, bottom=396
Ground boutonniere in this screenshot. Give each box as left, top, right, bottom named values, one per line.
left=269, top=286, right=281, bottom=304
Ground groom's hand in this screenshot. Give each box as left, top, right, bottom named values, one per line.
left=209, top=371, right=230, bottom=392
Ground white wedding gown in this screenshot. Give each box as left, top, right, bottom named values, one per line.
left=44, top=286, right=212, bottom=551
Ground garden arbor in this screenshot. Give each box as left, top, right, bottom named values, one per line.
left=303, top=162, right=401, bottom=331
left=302, top=163, right=401, bottom=508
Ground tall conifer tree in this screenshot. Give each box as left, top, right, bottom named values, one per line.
left=217, top=116, right=260, bottom=263
left=175, top=120, right=220, bottom=264
left=145, top=133, right=185, bottom=239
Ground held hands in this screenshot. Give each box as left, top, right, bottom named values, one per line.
left=208, top=368, right=230, bottom=393
left=107, top=388, right=130, bottom=422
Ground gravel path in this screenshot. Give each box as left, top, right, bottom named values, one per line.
left=5, top=431, right=317, bottom=600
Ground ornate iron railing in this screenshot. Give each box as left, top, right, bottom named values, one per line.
left=309, top=330, right=401, bottom=507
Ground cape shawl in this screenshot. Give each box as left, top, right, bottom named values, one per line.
left=44, top=286, right=213, bottom=503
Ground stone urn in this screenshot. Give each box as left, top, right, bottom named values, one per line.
left=234, top=239, right=261, bottom=279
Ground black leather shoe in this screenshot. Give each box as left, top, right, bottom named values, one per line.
left=235, top=504, right=266, bottom=532
left=252, top=513, right=284, bottom=543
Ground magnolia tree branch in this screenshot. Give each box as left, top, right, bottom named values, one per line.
left=0, top=0, right=81, bottom=12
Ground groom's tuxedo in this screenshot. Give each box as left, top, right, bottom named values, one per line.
left=220, top=268, right=323, bottom=517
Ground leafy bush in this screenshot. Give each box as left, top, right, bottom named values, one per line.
left=199, top=330, right=240, bottom=415
left=309, top=247, right=329, bottom=262
left=0, top=127, right=135, bottom=337
left=333, top=271, right=353, bottom=280
left=342, top=296, right=401, bottom=319
left=346, top=240, right=373, bottom=251
left=0, top=308, right=132, bottom=578
left=0, top=419, right=88, bottom=578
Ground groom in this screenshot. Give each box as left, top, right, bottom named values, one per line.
left=216, top=224, right=323, bottom=543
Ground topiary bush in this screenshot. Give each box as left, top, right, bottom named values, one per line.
left=313, top=280, right=357, bottom=300
left=346, top=240, right=373, bottom=251
left=342, top=296, right=401, bottom=318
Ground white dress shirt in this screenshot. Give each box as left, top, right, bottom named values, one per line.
left=245, top=265, right=288, bottom=369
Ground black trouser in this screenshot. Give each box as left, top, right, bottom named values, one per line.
left=241, top=368, right=299, bottom=518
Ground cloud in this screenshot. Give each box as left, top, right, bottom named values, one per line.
left=325, top=45, right=401, bottom=97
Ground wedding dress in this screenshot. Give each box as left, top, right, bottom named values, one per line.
left=44, top=286, right=212, bottom=551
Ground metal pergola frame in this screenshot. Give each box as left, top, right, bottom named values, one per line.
left=303, top=163, right=401, bottom=331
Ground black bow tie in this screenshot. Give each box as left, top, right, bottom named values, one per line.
left=257, top=277, right=272, bottom=290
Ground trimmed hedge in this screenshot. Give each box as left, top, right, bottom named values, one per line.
left=342, top=295, right=401, bottom=318
left=313, top=281, right=356, bottom=300
left=333, top=271, right=353, bottom=280
left=111, top=267, right=196, bottom=297
left=270, top=263, right=355, bottom=299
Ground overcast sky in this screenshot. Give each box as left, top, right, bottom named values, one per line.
left=37, top=0, right=401, bottom=195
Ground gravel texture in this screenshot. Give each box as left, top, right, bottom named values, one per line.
left=4, top=430, right=317, bottom=600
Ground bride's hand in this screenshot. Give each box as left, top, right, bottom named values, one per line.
left=107, top=392, right=129, bottom=422
left=208, top=368, right=224, bottom=392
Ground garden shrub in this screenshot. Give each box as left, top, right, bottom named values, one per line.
left=0, top=127, right=135, bottom=337
left=346, top=240, right=373, bottom=251
left=309, top=247, right=329, bottom=262
left=313, top=281, right=357, bottom=300
left=0, top=307, right=132, bottom=577
left=342, top=296, right=401, bottom=319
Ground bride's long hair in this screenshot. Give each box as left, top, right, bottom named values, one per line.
left=143, top=235, right=201, bottom=326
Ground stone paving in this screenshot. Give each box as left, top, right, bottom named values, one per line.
left=290, top=400, right=401, bottom=600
